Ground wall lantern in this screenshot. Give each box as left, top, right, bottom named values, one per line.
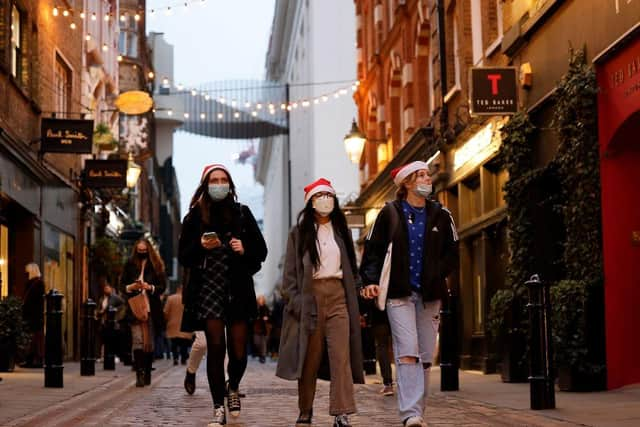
left=126, top=152, right=142, bottom=188
left=343, top=119, right=367, bottom=164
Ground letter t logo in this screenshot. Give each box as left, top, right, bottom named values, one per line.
left=487, top=74, right=502, bottom=95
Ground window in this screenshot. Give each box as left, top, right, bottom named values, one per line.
left=119, top=16, right=138, bottom=58
left=10, top=4, right=21, bottom=79
left=482, top=0, right=503, bottom=55
left=54, top=54, right=71, bottom=117
left=444, top=5, right=461, bottom=98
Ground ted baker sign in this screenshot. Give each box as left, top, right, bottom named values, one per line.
left=470, top=67, right=518, bottom=115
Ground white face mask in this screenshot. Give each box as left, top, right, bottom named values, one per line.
left=413, top=183, right=432, bottom=198
left=208, top=184, right=229, bottom=201
left=312, top=196, right=335, bottom=217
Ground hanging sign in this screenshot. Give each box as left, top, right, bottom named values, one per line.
left=470, top=67, right=518, bottom=115
left=84, top=159, right=127, bottom=188
left=41, top=118, right=94, bottom=153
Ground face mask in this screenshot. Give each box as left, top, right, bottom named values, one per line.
left=413, top=183, right=432, bottom=198
left=312, top=196, right=335, bottom=217
left=208, top=184, right=229, bottom=201
left=136, top=251, right=148, bottom=260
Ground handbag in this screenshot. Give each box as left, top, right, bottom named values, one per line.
left=376, top=243, right=393, bottom=311
left=127, top=264, right=150, bottom=322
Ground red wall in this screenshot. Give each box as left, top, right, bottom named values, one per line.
left=597, top=34, right=640, bottom=390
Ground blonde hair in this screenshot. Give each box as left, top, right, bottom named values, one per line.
left=26, top=263, right=41, bottom=280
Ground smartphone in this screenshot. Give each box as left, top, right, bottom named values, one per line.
left=202, top=231, right=219, bottom=240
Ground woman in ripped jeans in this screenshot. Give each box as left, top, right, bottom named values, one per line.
left=360, top=161, right=459, bottom=427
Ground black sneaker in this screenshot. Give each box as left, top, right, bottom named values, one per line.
left=334, top=414, right=352, bottom=427
left=184, top=371, right=196, bottom=395
left=227, top=388, right=241, bottom=417
left=207, top=405, right=226, bottom=426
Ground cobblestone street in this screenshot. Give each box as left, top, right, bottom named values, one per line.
left=3, top=359, right=583, bottom=427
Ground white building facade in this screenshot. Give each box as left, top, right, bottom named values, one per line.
left=255, top=0, right=359, bottom=296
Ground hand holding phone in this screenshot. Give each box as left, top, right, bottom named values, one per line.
left=201, top=232, right=221, bottom=249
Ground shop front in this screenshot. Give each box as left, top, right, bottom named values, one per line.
left=595, top=26, right=640, bottom=390
left=445, top=118, right=509, bottom=373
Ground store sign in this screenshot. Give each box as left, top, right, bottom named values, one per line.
left=41, top=118, right=94, bottom=153
left=454, top=122, right=499, bottom=171
left=84, top=159, right=127, bottom=188
left=470, top=67, right=518, bottom=115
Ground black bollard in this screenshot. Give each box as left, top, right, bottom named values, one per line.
left=525, top=274, right=555, bottom=410
left=81, top=299, right=97, bottom=376
left=45, top=289, right=64, bottom=388
left=103, top=305, right=117, bottom=370
left=439, top=288, right=459, bottom=391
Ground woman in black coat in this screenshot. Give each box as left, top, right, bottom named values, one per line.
left=179, top=163, right=267, bottom=427
left=120, top=238, right=166, bottom=387
left=21, top=263, right=45, bottom=368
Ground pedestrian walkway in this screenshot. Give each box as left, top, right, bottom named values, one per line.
left=1, top=359, right=639, bottom=426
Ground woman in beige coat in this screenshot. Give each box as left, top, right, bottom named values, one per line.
left=275, top=178, right=364, bottom=427
left=164, top=285, right=193, bottom=365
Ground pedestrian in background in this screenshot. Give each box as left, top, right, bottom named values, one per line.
left=360, top=161, right=459, bottom=427
left=164, top=285, right=193, bottom=365
left=179, top=163, right=267, bottom=427
left=20, top=263, right=45, bottom=368
left=276, top=178, right=364, bottom=427
left=96, top=278, right=125, bottom=361
left=253, top=295, right=271, bottom=363
left=121, top=238, right=167, bottom=387
left=268, top=288, right=284, bottom=360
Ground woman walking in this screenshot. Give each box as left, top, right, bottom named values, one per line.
left=253, top=295, right=271, bottom=363
left=21, top=263, right=45, bottom=368
left=179, top=163, right=267, bottom=427
left=120, top=238, right=167, bottom=387
left=360, top=161, right=459, bottom=427
left=276, top=178, right=364, bottom=427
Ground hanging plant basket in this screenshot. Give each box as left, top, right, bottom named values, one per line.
left=93, top=123, right=119, bottom=151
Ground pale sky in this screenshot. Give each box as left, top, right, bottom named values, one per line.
left=146, top=0, right=275, bottom=218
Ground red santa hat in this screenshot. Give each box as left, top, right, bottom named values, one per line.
left=200, top=163, right=230, bottom=183
left=303, top=178, right=336, bottom=204
left=391, top=161, right=429, bottom=186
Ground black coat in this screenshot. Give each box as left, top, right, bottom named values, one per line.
left=120, top=260, right=167, bottom=333
left=178, top=202, right=267, bottom=331
left=23, top=278, right=45, bottom=332
left=360, top=199, right=459, bottom=302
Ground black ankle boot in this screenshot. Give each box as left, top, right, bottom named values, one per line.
left=143, top=352, right=153, bottom=385
left=133, top=350, right=144, bottom=387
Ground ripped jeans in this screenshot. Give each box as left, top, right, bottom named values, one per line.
left=387, top=292, right=441, bottom=421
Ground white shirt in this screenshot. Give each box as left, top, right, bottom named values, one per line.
left=313, top=221, right=343, bottom=279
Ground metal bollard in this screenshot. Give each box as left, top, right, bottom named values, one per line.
left=439, top=288, right=459, bottom=391
left=103, top=305, right=117, bottom=370
left=525, top=274, right=555, bottom=410
left=80, top=299, right=97, bottom=376
left=44, top=289, right=64, bottom=388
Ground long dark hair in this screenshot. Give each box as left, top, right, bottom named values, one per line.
left=189, top=168, right=238, bottom=226
left=130, top=238, right=165, bottom=274
left=296, top=195, right=357, bottom=270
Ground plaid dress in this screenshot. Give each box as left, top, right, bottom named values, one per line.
left=197, top=247, right=230, bottom=320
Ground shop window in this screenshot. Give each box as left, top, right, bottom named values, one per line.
left=54, top=54, right=71, bottom=118
left=0, top=225, right=8, bottom=298
left=44, top=224, right=75, bottom=357
left=10, top=3, right=21, bottom=79
left=459, top=173, right=482, bottom=225
left=483, top=160, right=508, bottom=212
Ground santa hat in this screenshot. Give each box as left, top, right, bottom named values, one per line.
left=201, top=163, right=230, bottom=182
left=303, top=178, right=336, bottom=204
left=391, top=161, right=429, bottom=186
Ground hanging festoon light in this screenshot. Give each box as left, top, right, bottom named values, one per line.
left=69, top=22, right=76, bottom=30
left=80, top=11, right=86, bottom=19
left=217, top=113, right=224, bottom=120
left=62, top=9, right=69, bottom=17
left=52, top=7, right=59, bottom=16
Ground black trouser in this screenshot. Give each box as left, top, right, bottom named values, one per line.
left=170, top=338, right=191, bottom=362
left=373, top=322, right=393, bottom=386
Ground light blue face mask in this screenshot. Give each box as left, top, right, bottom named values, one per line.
left=414, top=183, right=432, bottom=198
left=208, top=184, right=230, bottom=201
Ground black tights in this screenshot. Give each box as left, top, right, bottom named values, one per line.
left=204, top=319, right=248, bottom=406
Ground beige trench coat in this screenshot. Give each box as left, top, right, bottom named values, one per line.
left=275, top=225, right=364, bottom=384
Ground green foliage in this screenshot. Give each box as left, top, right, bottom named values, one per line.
left=0, top=296, right=31, bottom=352
left=91, top=236, right=125, bottom=284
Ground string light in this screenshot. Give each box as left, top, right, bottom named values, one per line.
left=117, top=55, right=123, bottom=62
left=69, top=22, right=76, bottom=30
left=184, top=112, right=189, bottom=118
left=251, top=111, right=258, bottom=117
left=62, top=9, right=69, bottom=17
left=217, top=113, right=224, bottom=120
left=120, top=14, right=126, bottom=22
left=85, top=34, right=91, bottom=41
left=134, top=13, right=141, bottom=21
left=91, top=12, right=97, bottom=21
left=104, top=14, right=111, bottom=21
left=302, top=100, right=310, bottom=108
left=256, top=103, right=262, bottom=110
left=101, top=43, right=108, bottom=52
left=52, top=7, right=59, bottom=17
left=80, top=12, right=85, bottom=19
left=200, top=113, right=206, bottom=119
left=167, top=110, right=173, bottom=116
left=234, top=112, right=240, bottom=119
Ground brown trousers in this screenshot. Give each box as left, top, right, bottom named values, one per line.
left=298, top=278, right=356, bottom=416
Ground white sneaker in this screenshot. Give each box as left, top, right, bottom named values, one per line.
left=404, top=416, right=424, bottom=427
left=207, top=405, right=226, bottom=426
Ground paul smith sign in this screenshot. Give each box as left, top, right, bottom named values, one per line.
left=84, top=159, right=127, bottom=188
left=41, top=118, right=94, bottom=153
